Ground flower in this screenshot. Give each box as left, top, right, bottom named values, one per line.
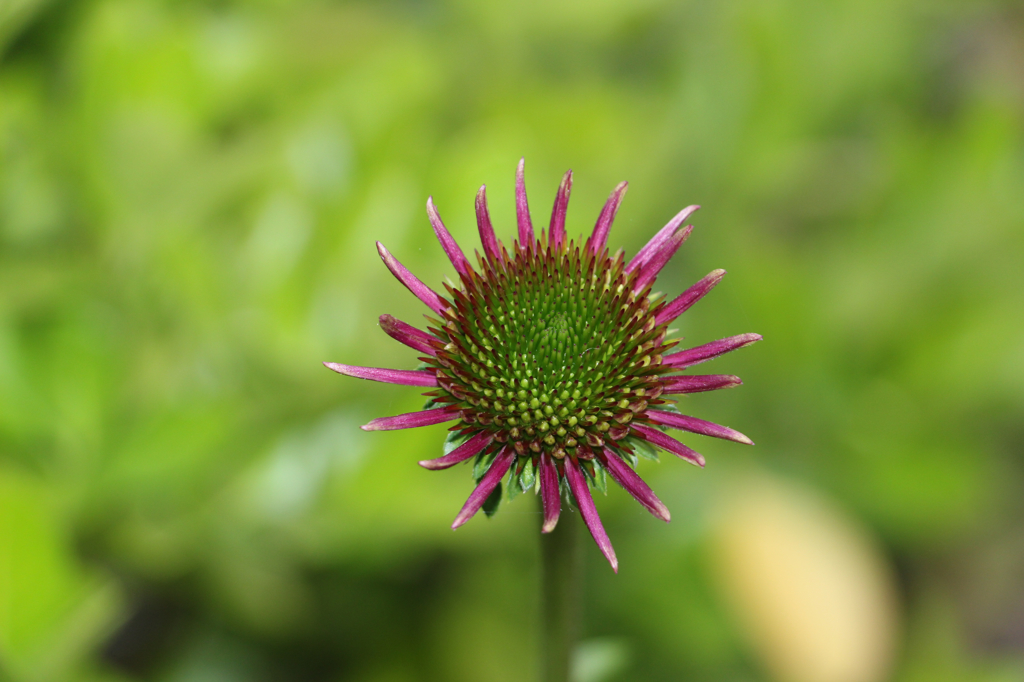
left=325, top=159, right=760, bottom=572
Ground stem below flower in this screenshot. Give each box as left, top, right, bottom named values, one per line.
left=540, top=499, right=583, bottom=682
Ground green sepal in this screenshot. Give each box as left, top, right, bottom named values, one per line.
left=417, top=363, right=442, bottom=409
left=422, top=315, right=445, bottom=333
left=581, top=460, right=596, bottom=487
left=620, top=446, right=639, bottom=468
left=482, top=482, right=502, bottom=517
left=473, top=449, right=497, bottom=482
left=520, top=457, right=536, bottom=493
left=628, top=437, right=660, bottom=463
left=506, top=459, right=522, bottom=501
left=443, top=429, right=470, bottom=456
left=591, top=458, right=607, bottom=495
left=561, top=477, right=577, bottom=512
left=656, top=400, right=681, bottom=416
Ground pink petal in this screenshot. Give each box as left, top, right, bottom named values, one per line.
left=626, top=205, right=700, bottom=274
left=654, top=269, right=726, bottom=326
left=419, top=432, right=493, bottom=470
left=565, top=456, right=618, bottom=572
left=323, top=362, right=438, bottom=387
left=599, top=448, right=670, bottom=522
left=662, top=333, right=763, bottom=369
left=661, top=374, right=742, bottom=394
left=475, top=185, right=501, bottom=263
left=452, top=446, right=515, bottom=528
left=587, top=181, right=628, bottom=257
left=426, top=196, right=472, bottom=279
left=379, top=314, right=438, bottom=356
left=376, top=242, right=448, bottom=316
left=632, top=224, right=693, bottom=292
left=361, top=406, right=460, bottom=432
left=539, top=451, right=561, bottom=533
left=515, top=158, right=534, bottom=248
left=631, top=424, right=705, bottom=467
left=645, top=410, right=754, bottom=445
left=549, top=170, right=573, bottom=252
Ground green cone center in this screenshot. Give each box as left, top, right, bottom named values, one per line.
left=432, top=241, right=671, bottom=456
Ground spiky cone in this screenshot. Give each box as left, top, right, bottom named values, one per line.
left=325, top=159, right=761, bottom=572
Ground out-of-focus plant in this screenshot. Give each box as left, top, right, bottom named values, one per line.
left=1, top=0, right=1022, bottom=679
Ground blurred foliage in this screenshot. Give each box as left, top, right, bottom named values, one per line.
left=1, top=0, right=1023, bottom=680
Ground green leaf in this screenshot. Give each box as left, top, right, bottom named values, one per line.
left=507, top=459, right=522, bottom=501
left=482, top=482, right=502, bottom=517
left=520, top=457, right=536, bottom=493
left=657, top=401, right=681, bottom=415
left=629, top=438, right=660, bottom=462
left=473, top=449, right=497, bottom=482
left=592, top=459, right=607, bottom=495
left=0, top=471, right=122, bottom=679
left=561, top=476, right=576, bottom=512
left=581, top=460, right=596, bottom=487
left=443, top=429, right=470, bottom=456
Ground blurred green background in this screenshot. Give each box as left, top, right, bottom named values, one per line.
left=2, top=0, right=1023, bottom=680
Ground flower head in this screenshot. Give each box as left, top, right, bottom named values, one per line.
left=326, top=159, right=760, bottom=572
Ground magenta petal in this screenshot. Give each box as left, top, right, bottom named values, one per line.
left=646, top=410, right=754, bottom=445
left=654, top=269, right=726, bottom=326
left=549, top=170, right=573, bottom=252
left=475, top=186, right=501, bottom=264
left=626, top=205, right=700, bottom=274
left=323, top=362, right=438, bottom=387
left=376, top=242, right=448, bottom=316
left=419, top=432, right=493, bottom=470
left=452, top=446, right=515, bottom=528
left=599, top=448, right=670, bottom=522
left=631, top=424, right=705, bottom=467
left=515, top=158, right=534, bottom=248
left=587, top=181, right=628, bottom=257
left=361, top=406, right=459, bottom=432
left=661, top=374, right=742, bottom=394
left=379, top=314, right=438, bottom=356
left=539, top=451, right=561, bottom=533
left=426, top=197, right=472, bottom=279
left=633, top=224, right=693, bottom=292
left=663, top=333, right=763, bottom=369
left=565, top=457, right=618, bottom=572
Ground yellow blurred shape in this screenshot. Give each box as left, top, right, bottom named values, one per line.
left=711, top=474, right=899, bottom=682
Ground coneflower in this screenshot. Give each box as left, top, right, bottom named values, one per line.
left=325, top=159, right=760, bottom=573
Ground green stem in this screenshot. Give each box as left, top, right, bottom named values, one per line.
left=540, top=502, right=583, bottom=682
